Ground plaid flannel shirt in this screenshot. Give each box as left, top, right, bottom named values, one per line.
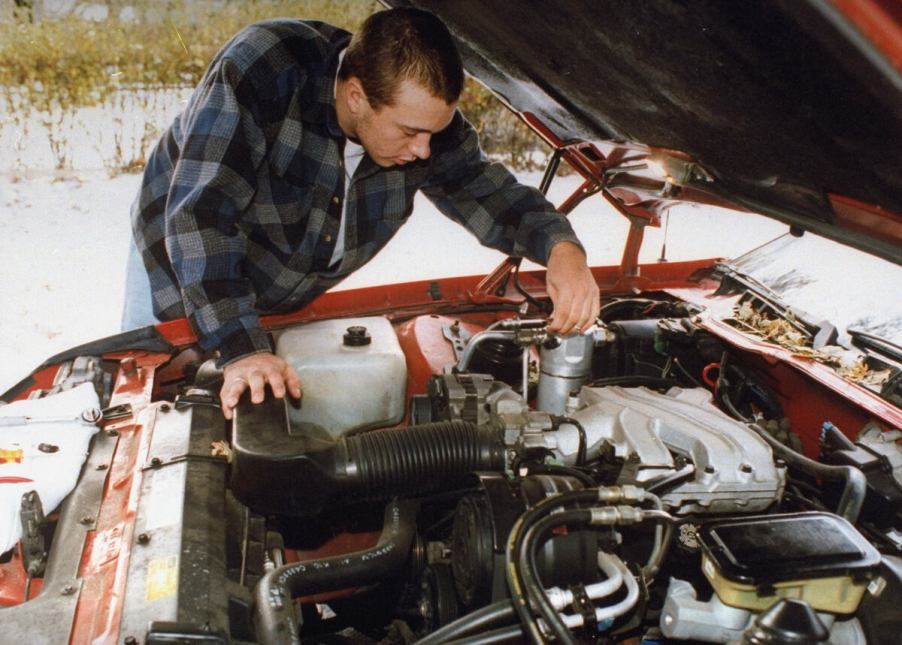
left=132, top=19, right=582, bottom=365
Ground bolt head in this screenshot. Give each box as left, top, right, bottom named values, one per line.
left=81, top=407, right=103, bottom=424
left=120, top=357, right=138, bottom=378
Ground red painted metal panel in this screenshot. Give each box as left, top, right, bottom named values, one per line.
left=832, top=0, right=902, bottom=73
left=68, top=355, right=167, bottom=644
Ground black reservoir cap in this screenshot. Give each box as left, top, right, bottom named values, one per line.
left=698, top=512, right=881, bottom=586
left=344, top=325, right=372, bottom=346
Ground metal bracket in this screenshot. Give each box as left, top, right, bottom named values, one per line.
left=174, top=389, right=220, bottom=411
left=143, top=452, right=229, bottom=472
left=19, top=491, right=47, bottom=578
left=101, top=403, right=133, bottom=421
left=442, top=321, right=471, bottom=362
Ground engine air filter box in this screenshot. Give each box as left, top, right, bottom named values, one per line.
left=697, top=512, right=881, bottom=613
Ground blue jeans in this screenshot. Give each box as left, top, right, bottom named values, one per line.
left=121, top=236, right=162, bottom=331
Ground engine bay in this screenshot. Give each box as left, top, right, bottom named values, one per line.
left=1, top=289, right=901, bottom=644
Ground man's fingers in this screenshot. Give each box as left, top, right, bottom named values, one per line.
left=590, top=290, right=601, bottom=325
left=558, top=295, right=582, bottom=335
left=220, top=375, right=249, bottom=420
left=284, top=366, right=303, bottom=399
left=227, top=379, right=248, bottom=405
left=577, top=287, right=599, bottom=331
left=559, top=311, right=579, bottom=336
left=268, top=371, right=287, bottom=399
left=220, top=353, right=304, bottom=418
left=549, top=281, right=599, bottom=335
left=547, top=289, right=573, bottom=333
left=247, top=371, right=266, bottom=403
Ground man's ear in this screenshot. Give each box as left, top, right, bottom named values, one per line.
left=344, top=77, right=369, bottom=115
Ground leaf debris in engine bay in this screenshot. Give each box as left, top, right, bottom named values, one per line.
left=729, top=301, right=820, bottom=357
left=728, top=301, right=891, bottom=387
left=210, top=440, right=233, bottom=463
left=837, top=358, right=892, bottom=386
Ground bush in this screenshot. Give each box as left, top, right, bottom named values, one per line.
left=0, top=0, right=546, bottom=171
left=459, top=79, right=548, bottom=171
left=0, top=1, right=379, bottom=113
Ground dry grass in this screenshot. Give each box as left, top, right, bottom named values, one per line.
left=0, top=0, right=544, bottom=172
left=0, top=1, right=379, bottom=112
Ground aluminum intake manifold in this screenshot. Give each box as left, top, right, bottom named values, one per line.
left=497, top=386, right=785, bottom=514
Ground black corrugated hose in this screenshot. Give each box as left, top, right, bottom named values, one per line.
left=340, top=420, right=505, bottom=499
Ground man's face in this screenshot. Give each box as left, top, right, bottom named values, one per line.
left=351, top=79, right=457, bottom=167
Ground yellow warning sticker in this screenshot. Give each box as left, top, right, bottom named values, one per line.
left=145, top=555, right=178, bottom=602
left=0, top=448, right=24, bottom=464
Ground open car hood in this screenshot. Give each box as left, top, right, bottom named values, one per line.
left=383, top=0, right=902, bottom=264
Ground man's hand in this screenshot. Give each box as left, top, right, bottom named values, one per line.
left=220, top=352, right=302, bottom=420
left=545, top=241, right=600, bottom=335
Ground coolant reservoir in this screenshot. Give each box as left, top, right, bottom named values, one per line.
left=275, top=316, right=407, bottom=439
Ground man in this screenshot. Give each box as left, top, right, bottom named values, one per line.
left=126, top=8, right=599, bottom=419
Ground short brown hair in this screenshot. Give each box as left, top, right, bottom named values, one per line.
left=339, top=8, right=464, bottom=109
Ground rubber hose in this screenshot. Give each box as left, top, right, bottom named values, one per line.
left=415, top=599, right=517, bottom=645
left=607, top=319, right=663, bottom=339
left=521, top=509, right=592, bottom=645
left=505, top=489, right=601, bottom=644
left=253, top=499, right=418, bottom=645
left=340, top=420, right=504, bottom=499
left=444, top=625, right=524, bottom=645
left=520, top=463, right=595, bottom=488
left=589, top=375, right=678, bottom=389
left=749, top=423, right=866, bottom=523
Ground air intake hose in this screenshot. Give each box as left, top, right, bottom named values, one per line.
left=230, top=397, right=505, bottom=516
left=336, top=420, right=505, bottom=499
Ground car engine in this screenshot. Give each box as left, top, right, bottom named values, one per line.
left=2, top=297, right=899, bottom=645
left=217, top=304, right=897, bottom=644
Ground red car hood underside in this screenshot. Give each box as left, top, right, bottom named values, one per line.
left=384, top=0, right=902, bottom=264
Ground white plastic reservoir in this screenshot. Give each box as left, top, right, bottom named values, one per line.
left=275, top=316, right=407, bottom=439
